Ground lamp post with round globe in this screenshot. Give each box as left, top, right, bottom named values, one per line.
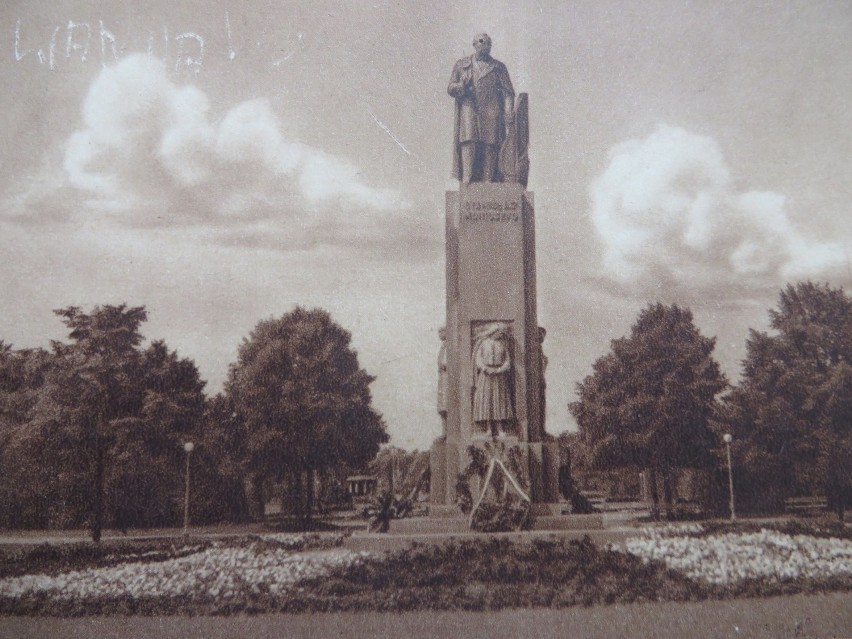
left=183, top=442, right=195, bottom=536
left=723, top=433, right=736, bottom=521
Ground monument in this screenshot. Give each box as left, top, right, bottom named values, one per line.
left=430, top=34, right=560, bottom=517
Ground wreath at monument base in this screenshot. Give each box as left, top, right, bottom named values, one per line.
left=470, top=494, right=532, bottom=532
left=456, top=443, right=535, bottom=532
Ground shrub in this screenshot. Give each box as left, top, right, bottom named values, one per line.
left=361, top=492, right=412, bottom=533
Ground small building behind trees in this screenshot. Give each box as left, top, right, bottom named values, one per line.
left=346, top=475, right=378, bottom=500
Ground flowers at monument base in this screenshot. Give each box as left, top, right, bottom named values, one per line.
left=0, top=538, right=370, bottom=603
left=624, top=528, right=852, bottom=586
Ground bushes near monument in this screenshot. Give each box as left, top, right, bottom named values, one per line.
left=362, top=491, right=413, bottom=533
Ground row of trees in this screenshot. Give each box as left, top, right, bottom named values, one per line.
left=2, top=281, right=846, bottom=536
left=569, top=281, right=852, bottom=519
left=0, top=305, right=388, bottom=540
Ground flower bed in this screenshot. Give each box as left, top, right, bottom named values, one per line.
left=1, top=530, right=850, bottom=616
left=1, top=545, right=365, bottom=601
left=286, top=537, right=705, bottom=611
left=624, top=526, right=852, bottom=586
left=0, top=533, right=363, bottom=615
left=0, top=538, right=214, bottom=580
left=0, top=532, right=349, bottom=580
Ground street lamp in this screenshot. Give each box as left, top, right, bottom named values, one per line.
left=183, top=442, right=195, bottom=536
left=723, top=433, right=736, bottom=521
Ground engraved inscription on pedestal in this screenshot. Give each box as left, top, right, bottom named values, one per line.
left=461, top=198, right=521, bottom=224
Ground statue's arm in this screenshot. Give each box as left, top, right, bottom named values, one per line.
left=474, top=342, right=486, bottom=372
left=489, top=352, right=511, bottom=374
left=504, top=93, right=515, bottom=125
left=501, top=65, right=515, bottom=125
left=482, top=342, right=511, bottom=375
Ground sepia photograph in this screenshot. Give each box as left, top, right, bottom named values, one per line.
left=0, top=1, right=850, bottom=637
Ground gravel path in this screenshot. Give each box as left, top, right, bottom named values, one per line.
left=0, top=591, right=849, bottom=639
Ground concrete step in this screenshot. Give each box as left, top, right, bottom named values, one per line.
left=533, top=514, right=604, bottom=530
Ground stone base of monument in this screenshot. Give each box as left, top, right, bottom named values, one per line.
left=389, top=510, right=604, bottom=534
left=531, top=513, right=604, bottom=531
left=430, top=439, right=561, bottom=506
left=429, top=504, right=467, bottom=518
left=529, top=502, right=563, bottom=516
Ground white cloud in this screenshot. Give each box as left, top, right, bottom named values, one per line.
left=22, top=54, right=418, bottom=253
left=591, top=124, right=846, bottom=294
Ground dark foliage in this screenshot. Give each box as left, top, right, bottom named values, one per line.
left=362, top=491, right=413, bottom=532
left=225, top=307, right=388, bottom=521
left=570, top=304, right=727, bottom=518
left=0, top=304, right=390, bottom=534
left=0, top=306, right=209, bottom=541
left=558, top=464, right=595, bottom=514
left=718, top=282, right=852, bottom=518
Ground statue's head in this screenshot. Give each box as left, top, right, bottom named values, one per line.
left=472, top=33, right=492, bottom=59
left=438, top=326, right=446, bottom=340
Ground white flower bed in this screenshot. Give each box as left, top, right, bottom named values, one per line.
left=625, top=528, right=852, bottom=585
left=635, top=523, right=706, bottom=538
left=0, top=538, right=369, bottom=602
left=259, top=533, right=348, bottom=548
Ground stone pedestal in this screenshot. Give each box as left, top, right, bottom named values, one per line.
left=428, top=438, right=461, bottom=506
left=430, top=182, right=559, bottom=509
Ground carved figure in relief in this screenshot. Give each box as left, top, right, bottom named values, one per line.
left=538, top=326, right=548, bottom=429
left=437, top=326, right=448, bottom=436
left=472, top=323, right=515, bottom=437
left=448, top=33, right=515, bottom=184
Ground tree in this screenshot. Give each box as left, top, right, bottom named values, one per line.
left=0, top=342, right=52, bottom=427
left=369, top=446, right=430, bottom=501
left=106, top=339, right=207, bottom=531
left=719, top=282, right=852, bottom=517
left=192, top=394, right=252, bottom=523
left=0, top=343, right=55, bottom=529
left=569, top=303, right=727, bottom=518
left=24, top=305, right=207, bottom=540
left=30, top=305, right=150, bottom=541
left=225, top=307, right=388, bottom=521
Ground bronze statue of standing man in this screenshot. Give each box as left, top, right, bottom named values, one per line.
left=449, top=33, right=515, bottom=184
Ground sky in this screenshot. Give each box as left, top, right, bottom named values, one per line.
left=1, top=0, right=850, bottom=451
